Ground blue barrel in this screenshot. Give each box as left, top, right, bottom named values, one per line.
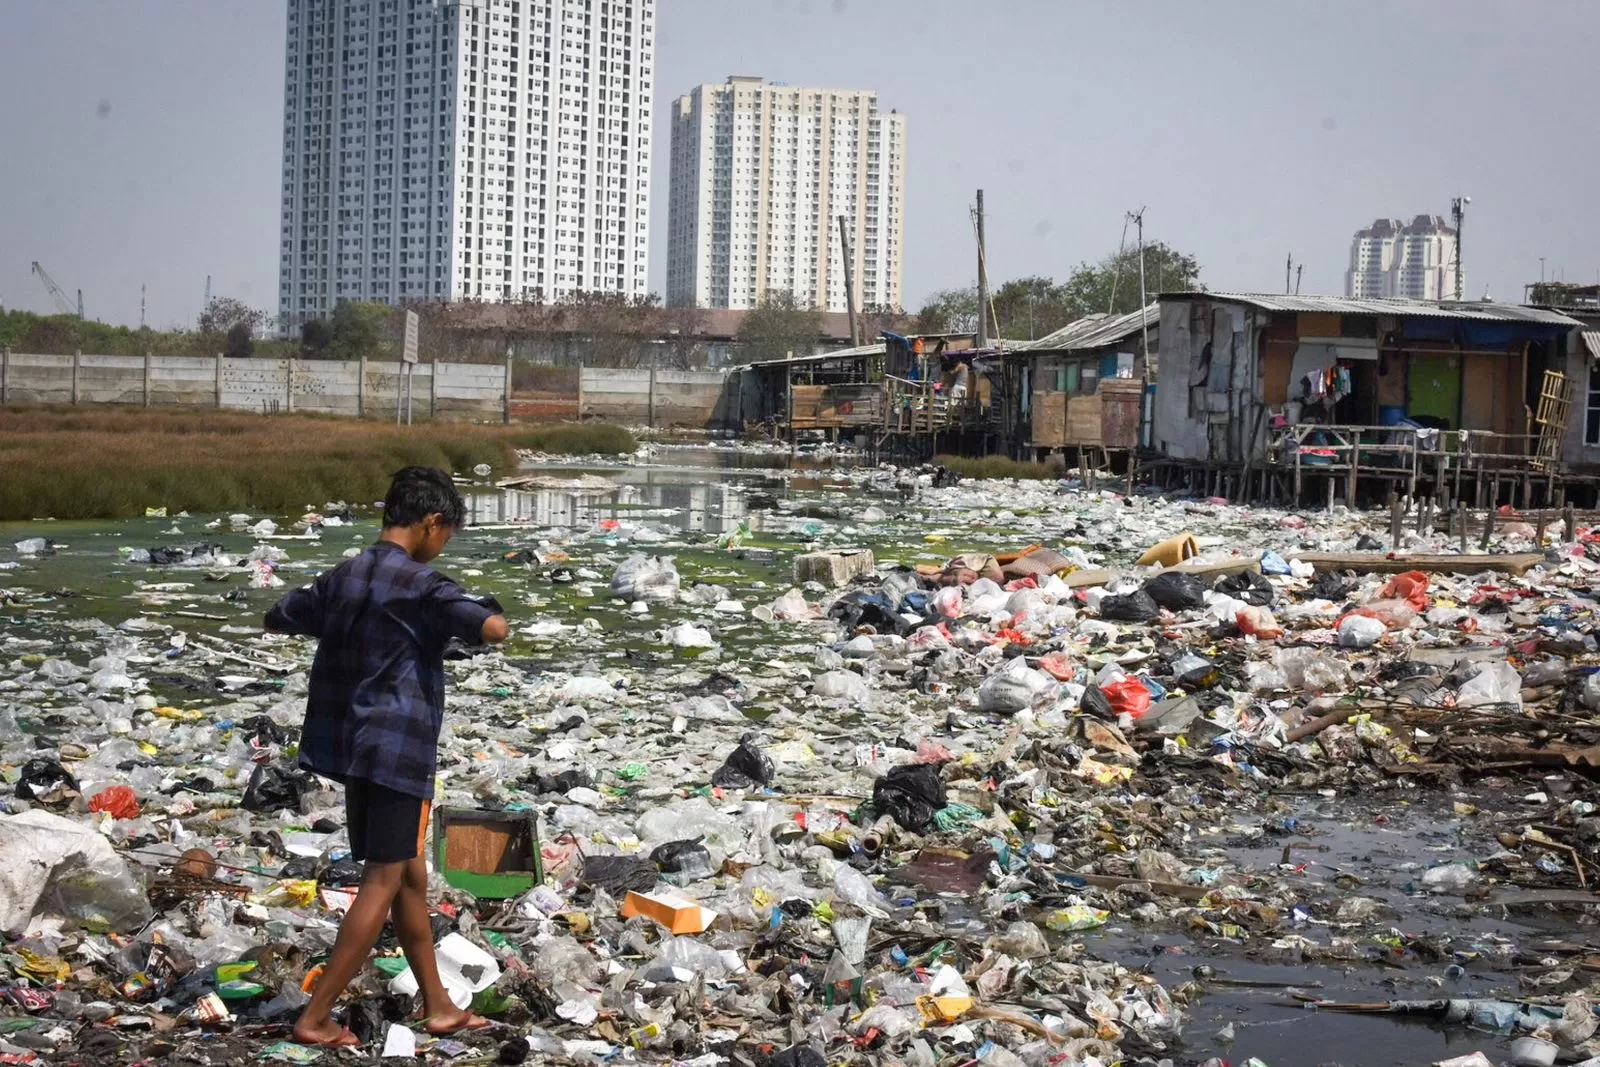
left=1379, top=405, right=1407, bottom=426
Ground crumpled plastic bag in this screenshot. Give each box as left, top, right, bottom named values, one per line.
left=711, top=734, right=775, bottom=790
left=977, top=657, right=1057, bottom=713
left=0, top=808, right=153, bottom=935
left=1457, top=661, right=1523, bottom=711
left=872, top=762, right=947, bottom=832
left=1098, top=588, right=1160, bottom=622
left=241, top=763, right=317, bottom=814
left=1381, top=570, right=1431, bottom=611
left=1143, top=571, right=1209, bottom=611
left=1337, top=614, right=1386, bottom=648
left=1217, top=570, right=1275, bottom=606
left=813, top=670, right=869, bottom=702
left=1235, top=605, right=1283, bottom=639
left=609, top=554, right=681, bottom=602
left=1101, top=676, right=1153, bottom=719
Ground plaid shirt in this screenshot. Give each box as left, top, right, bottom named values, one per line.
left=265, top=541, right=498, bottom=800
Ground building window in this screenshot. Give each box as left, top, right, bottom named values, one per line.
left=1587, top=373, right=1600, bottom=446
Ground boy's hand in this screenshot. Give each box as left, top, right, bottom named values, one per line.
left=480, top=615, right=509, bottom=644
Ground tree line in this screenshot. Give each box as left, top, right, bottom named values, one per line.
left=913, top=242, right=1200, bottom=340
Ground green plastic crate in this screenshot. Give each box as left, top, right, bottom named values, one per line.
left=433, top=806, right=544, bottom=900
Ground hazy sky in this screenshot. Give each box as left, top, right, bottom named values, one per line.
left=2, top=0, right=1596, bottom=330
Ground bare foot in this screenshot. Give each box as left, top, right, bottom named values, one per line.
left=420, top=1007, right=493, bottom=1035
left=291, top=1016, right=362, bottom=1047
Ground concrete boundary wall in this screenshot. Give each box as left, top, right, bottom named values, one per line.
left=0, top=349, right=508, bottom=422
left=576, top=366, right=735, bottom=429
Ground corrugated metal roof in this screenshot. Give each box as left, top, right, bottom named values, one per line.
left=1583, top=330, right=1600, bottom=361
left=1011, top=303, right=1159, bottom=353
left=1161, top=291, right=1583, bottom=326
left=738, top=342, right=886, bottom=369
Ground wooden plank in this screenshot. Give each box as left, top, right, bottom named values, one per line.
left=1287, top=550, right=1545, bottom=576
left=1031, top=390, right=1066, bottom=447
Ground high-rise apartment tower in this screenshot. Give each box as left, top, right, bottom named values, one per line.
left=278, top=0, right=654, bottom=331
left=666, top=75, right=904, bottom=313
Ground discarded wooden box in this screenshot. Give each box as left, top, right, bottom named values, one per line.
left=793, top=548, right=875, bottom=588
left=619, top=889, right=717, bottom=934
left=433, top=807, right=543, bottom=900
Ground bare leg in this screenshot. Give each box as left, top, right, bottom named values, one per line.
left=391, top=856, right=489, bottom=1033
left=292, top=861, right=404, bottom=1046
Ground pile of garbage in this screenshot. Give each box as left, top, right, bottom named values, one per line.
left=5, top=469, right=1600, bottom=1066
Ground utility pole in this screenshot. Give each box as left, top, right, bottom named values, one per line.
left=974, top=189, right=989, bottom=348
left=837, top=216, right=860, bottom=347
left=1286, top=253, right=1293, bottom=295
left=1450, top=196, right=1470, bottom=301
left=140, top=284, right=146, bottom=330
left=1128, top=206, right=1149, bottom=365
left=1295, top=265, right=1303, bottom=295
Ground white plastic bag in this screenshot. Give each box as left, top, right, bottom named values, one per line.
left=0, top=809, right=152, bottom=935
left=813, top=670, right=869, bottom=702
left=609, top=554, right=681, bottom=602
left=978, top=657, right=1056, bottom=713
left=1457, top=661, right=1522, bottom=711
left=1337, top=615, right=1386, bottom=649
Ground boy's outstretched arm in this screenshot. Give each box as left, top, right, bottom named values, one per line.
left=265, top=578, right=325, bottom=636
left=480, top=614, right=509, bottom=644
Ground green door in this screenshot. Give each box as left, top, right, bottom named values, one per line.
left=1406, top=353, right=1461, bottom=428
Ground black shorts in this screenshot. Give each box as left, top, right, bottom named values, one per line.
left=344, top=778, right=431, bottom=864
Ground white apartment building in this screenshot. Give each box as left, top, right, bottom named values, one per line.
left=278, top=0, right=654, bottom=332
left=1345, top=215, right=1459, bottom=301
left=665, top=75, right=904, bottom=313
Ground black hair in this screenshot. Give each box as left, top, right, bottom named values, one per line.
left=382, top=465, right=467, bottom=529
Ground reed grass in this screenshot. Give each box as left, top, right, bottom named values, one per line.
left=0, top=406, right=635, bottom=520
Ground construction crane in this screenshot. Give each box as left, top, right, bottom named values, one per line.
left=30, top=261, right=82, bottom=318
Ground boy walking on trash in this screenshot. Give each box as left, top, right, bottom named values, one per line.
left=265, top=466, right=509, bottom=1048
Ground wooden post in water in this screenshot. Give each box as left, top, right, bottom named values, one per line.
left=1479, top=508, right=1494, bottom=551
left=1456, top=505, right=1467, bottom=554
left=1565, top=502, right=1577, bottom=542
left=1388, top=491, right=1402, bottom=548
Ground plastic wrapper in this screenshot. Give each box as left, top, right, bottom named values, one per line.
left=1216, top=570, right=1274, bottom=605
left=1235, top=605, right=1283, bottom=639
left=812, top=670, right=869, bottom=702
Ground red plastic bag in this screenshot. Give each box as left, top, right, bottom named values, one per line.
left=1038, top=652, right=1076, bottom=681
left=87, top=784, right=140, bottom=820
left=1235, top=605, right=1284, bottom=640
left=1102, top=676, right=1153, bottom=719
left=1380, top=570, right=1430, bottom=611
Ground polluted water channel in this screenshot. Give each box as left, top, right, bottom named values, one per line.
left=7, top=449, right=1600, bottom=1066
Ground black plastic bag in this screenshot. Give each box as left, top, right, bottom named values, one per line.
left=241, top=763, right=316, bottom=814
left=828, top=591, right=906, bottom=635
left=15, top=758, right=79, bottom=803
left=1099, top=589, right=1160, bottom=621
left=579, top=854, right=658, bottom=896
left=1079, top=685, right=1115, bottom=721
left=872, top=762, right=947, bottom=833
left=244, top=715, right=290, bottom=747
left=1216, top=571, right=1274, bottom=606
left=321, top=857, right=365, bottom=886
left=1355, top=533, right=1384, bottom=551
left=768, top=1045, right=826, bottom=1067
left=534, top=769, right=594, bottom=795
left=279, top=857, right=324, bottom=880
left=649, top=839, right=713, bottom=880
left=1143, top=571, right=1209, bottom=611
left=1309, top=570, right=1357, bottom=602
left=711, top=733, right=774, bottom=790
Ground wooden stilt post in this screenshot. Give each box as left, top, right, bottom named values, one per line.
left=1565, top=502, right=1577, bottom=542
